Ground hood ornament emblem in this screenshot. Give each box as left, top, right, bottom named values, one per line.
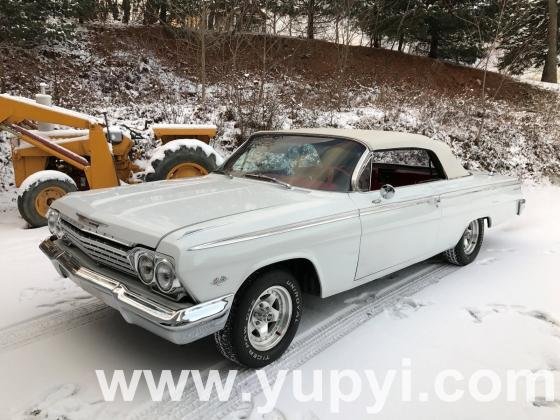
left=76, top=213, right=107, bottom=229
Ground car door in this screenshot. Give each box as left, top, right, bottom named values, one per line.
left=350, top=148, right=443, bottom=282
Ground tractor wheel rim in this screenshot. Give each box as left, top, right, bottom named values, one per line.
left=166, top=163, right=208, bottom=179
left=34, top=186, right=66, bottom=217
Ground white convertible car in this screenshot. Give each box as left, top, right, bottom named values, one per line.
left=40, top=129, right=525, bottom=367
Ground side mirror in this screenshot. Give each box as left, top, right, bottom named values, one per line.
left=380, top=184, right=395, bottom=200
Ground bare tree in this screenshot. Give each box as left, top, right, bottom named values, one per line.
left=542, top=0, right=558, bottom=83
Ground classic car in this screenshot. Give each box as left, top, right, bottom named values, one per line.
left=40, top=128, right=525, bottom=367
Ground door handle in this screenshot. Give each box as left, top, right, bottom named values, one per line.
left=434, top=197, right=441, bottom=207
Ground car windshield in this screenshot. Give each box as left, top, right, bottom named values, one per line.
left=221, top=135, right=367, bottom=192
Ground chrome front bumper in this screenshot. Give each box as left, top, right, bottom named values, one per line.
left=40, top=238, right=233, bottom=345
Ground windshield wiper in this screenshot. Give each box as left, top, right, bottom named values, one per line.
left=244, top=173, right=292, bottom=189
left=213, top=168, right=233, bottom=179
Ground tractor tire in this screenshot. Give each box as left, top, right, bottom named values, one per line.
left=145, top=140, right=222, bottom=182
left=17, top=171, right=77, bottom=228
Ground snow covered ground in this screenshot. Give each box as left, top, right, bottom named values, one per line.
left=0, top=184, right=559, bottom=419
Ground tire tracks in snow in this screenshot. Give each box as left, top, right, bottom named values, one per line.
left=132, top=263, right=459, bottom=420
left=0, top=300, right=111, bottom=353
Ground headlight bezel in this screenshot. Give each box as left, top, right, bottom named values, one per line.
left=128, top=248, right=181, bottom=294
left=136, top=252, right=155, bottom=285
left=46, top=208, right=63, bottom=237
left=154, top=258, right=176, bottom=292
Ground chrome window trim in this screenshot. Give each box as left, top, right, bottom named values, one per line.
left=351, top=151, right=373, bottom=191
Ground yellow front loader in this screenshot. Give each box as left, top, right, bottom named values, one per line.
left=0, top=93, right=221, bottom=227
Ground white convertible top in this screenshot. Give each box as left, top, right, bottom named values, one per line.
left=272, top=128, right=470, bottom=179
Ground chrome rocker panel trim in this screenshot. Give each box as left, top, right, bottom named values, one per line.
left=40, top=238, right=234, bottom=345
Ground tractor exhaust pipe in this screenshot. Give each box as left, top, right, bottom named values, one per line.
left=35, top=83, right=54, bottom=132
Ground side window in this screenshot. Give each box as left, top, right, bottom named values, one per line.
left=370, top=148, right=445, bottom=190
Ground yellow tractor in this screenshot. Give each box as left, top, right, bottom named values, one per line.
left=0, top=91, right=222, bottom=227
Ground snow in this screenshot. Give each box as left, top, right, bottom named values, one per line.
left=148, top=139, right=225, bottom=168
left=151, top=124, right=218, bottom=131
left=17, top=170, right=76, bottom=195
left=34, top=129, right=89, bottom=138
left=0, top=185, right=558, bottom=419
left=2, top=29, right=559, bottom=189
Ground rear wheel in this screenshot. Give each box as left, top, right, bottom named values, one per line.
left=214, top=269, right=302, bottom=368
left=146, top=140, right=221, bottom=181
left=444, top=219, right=485, bottom=266
left=17, top=171, right=77, bottom=228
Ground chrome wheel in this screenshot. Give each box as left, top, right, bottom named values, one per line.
left=247, top=285, right=292, bottom=352
left=462, top=220, right=480, bottom=255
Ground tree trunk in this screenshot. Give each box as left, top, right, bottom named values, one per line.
left=542, top=0, right=558, bottom=83
left=122, top=0, right=131, bottom=24
left=428, top=30, right=439, bottom=58
left=307, top=0, right=315, bottom=40
left=159, top=0, right=168, bottom=23
left=108, top=0, right=119, bottom=20
left=398, top=34, right=404, bottom=52
left=200, top=7, right=208, bottom=103
left=143, top=0, right=158, bottom=25
left=335, top=17, right=339, bottom=44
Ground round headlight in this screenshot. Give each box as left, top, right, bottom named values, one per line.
left=137, top=253, right=154, bottom=285
left=47, top=209, right=60, bottom=236
left=155, top=260, right=175, bottom=292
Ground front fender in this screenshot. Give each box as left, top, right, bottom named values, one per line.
left=158, top=213, right=361, bottom=303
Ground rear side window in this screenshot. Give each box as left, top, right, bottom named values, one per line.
left=358, top=148, right=446, bottom=191
left=372, top=149, right=431, bottom=167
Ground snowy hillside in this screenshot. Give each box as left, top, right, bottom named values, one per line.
left=1, top=26, right=560, bottom=200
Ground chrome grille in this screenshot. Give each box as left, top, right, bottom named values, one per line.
left=60, top=219, right=137, bottom=276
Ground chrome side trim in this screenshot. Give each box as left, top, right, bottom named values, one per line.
left=360, top=197, right=437, bottom=216
left=189, top=210, right=359, bottom=250
left=359, top=180, right=520, bottom=216
left=439, top=180, right=520, bottom=200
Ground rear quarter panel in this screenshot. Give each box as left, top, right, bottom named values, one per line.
left=432, top=172, right=523, bottom=251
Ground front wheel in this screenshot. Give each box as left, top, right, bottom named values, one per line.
left=444, top=219, right=485, bottom=266
left=214, top=269, right=302, bottom=368
left=17, top=171, right=77, bottom=228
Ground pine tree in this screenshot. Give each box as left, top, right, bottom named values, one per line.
left=0, top=0, right=75, bottom=45
left=498, top=0, right=559, bottom=82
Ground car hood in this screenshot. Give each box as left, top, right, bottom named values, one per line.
left=52, top=174, right=312, bottom=248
